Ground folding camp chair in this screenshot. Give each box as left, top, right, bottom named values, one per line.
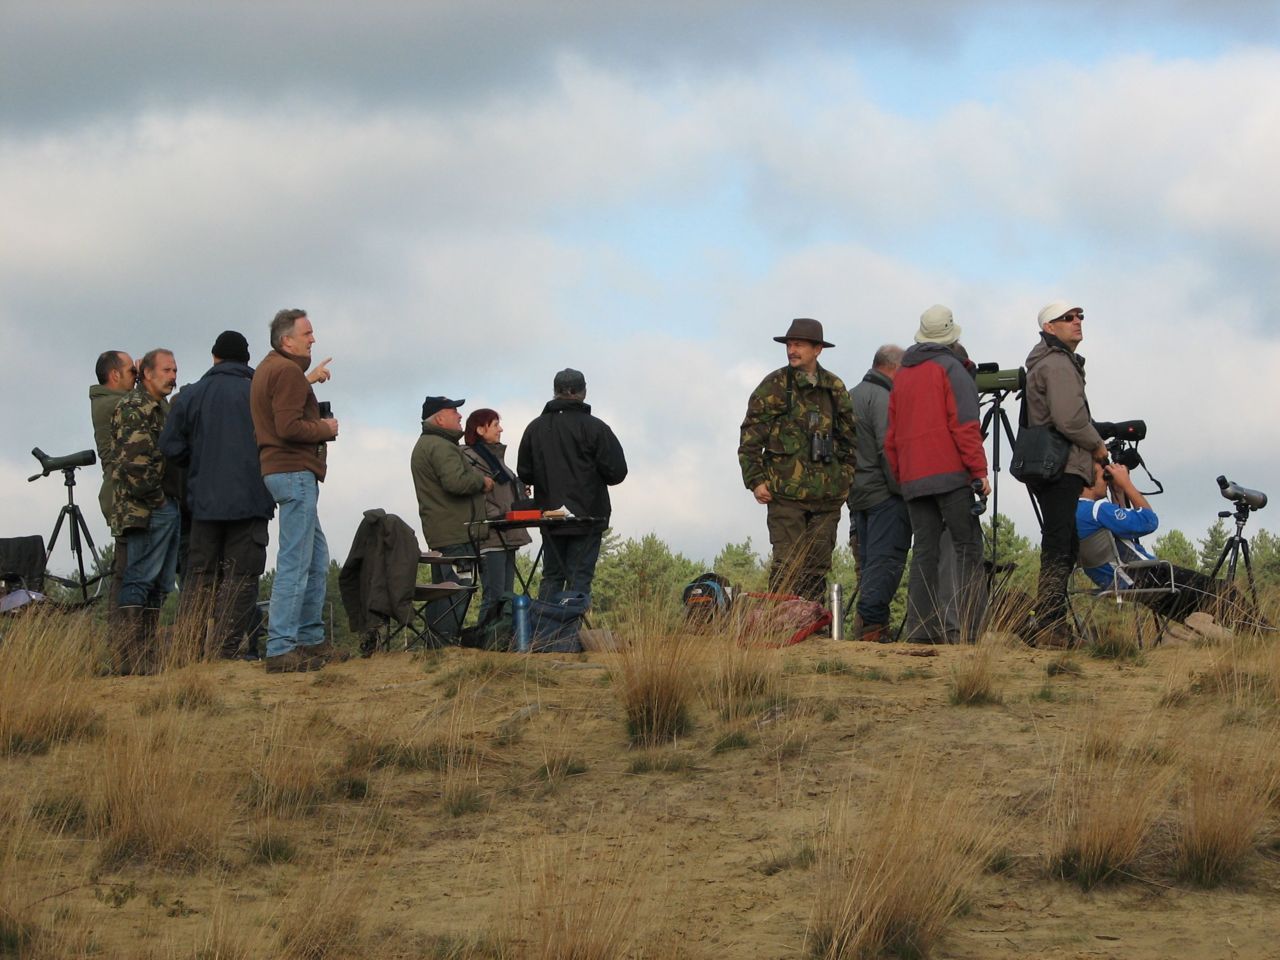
left=0, top=535, right=48, bottom=613
left=1072, top=529, right=1181, bottom=648
left=380, top=551, right=481, bottom=651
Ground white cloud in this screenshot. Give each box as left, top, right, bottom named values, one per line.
left=6, top=41, right=1280, bottom=585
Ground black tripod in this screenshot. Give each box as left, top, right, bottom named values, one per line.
left=28, top=456, right=105, bottom=605
left=979, top=386, right=1042, bottom=590
left=1209, top=501, right=1259, bottom=609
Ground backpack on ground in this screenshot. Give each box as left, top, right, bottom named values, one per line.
left=682, top=572, right=734, bottom=624
left=530, top=590, right=589, bottom=653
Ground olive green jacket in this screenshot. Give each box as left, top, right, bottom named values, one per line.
left=90, top=383, right=132, bottom=524
left=410, top=422, right=486, bottom=549
left=738, top=364, right=857, bottom=504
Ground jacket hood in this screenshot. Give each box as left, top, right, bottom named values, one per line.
left=421, top=421, right=464, bottom=443
left=89, top=384, right=132, bottom=401
left=900, top=342, right=961, bottom=369
left=202, top=360, right=254, bottom=381
left=1026, top=332, right=1085, bottom=372
left=541, top=397, right=592, bottom=415
left=861, top=369, right=893, bottom=391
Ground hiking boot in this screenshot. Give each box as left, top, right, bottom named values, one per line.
left=1033, top=625, right=1077, bottom=649
left=300, top=640, right=347, bottom=667
left=861, top=623, right=888, bottom=643
left=265, top=648, right=321, bottom=674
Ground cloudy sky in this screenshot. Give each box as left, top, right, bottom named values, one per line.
left=5, top=0, right=1280, bottom=576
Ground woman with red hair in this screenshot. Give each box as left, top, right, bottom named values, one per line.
left=462, top=408, right=531, bottom=625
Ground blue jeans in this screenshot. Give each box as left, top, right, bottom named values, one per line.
left=263, top=471, right=328, bottom=657
left=538, top=532, right=602, bottom=602
left=853, top=495, right=911, bottom=627
left=119, top=499, right=181, bottom=609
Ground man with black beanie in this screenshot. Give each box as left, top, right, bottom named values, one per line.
left=160, top=330, right=275, bottom=659
left=518, top=368, right=628, bottom=601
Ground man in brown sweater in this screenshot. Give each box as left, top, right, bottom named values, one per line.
left=250, top=308, right=340, bottom=673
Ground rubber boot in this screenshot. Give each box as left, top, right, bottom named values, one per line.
left=114, top=605, right=143, bottom=676
left=139, top=607, right=163, bottom=675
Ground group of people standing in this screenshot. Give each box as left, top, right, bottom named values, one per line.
left=89, top=309, right=629, bottom=674
left=738, top=302, right=1105, bottom=648
left=409, top=368, right=628, bottom=642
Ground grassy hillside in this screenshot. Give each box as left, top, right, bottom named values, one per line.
left=2, top=601, right=1279, bottom=959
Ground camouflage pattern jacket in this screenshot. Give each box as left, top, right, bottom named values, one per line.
left=738, top=364, right=857, bottom=503
left=109, top=390, right=170, bottom=536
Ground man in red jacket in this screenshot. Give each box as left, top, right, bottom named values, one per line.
left=886, top=305, right=989, bottom=643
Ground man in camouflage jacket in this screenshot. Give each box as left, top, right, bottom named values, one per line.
left=739, top=318, right=856, bottom=602
left=109, top=348, right=181, bottom=672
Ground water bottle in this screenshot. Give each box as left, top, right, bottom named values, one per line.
left=512, top=594, right=531, bottom=653
left=830, top=582, right=844, bottom=642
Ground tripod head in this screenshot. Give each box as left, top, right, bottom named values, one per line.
left=27, top=447, right=96, bottom=483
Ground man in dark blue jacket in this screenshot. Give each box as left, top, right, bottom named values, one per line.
left=517, top=368, right=628, bottom=601
left=159, top=331, right=275, bottom=658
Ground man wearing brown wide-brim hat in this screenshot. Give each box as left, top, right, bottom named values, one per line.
left=738, top=318, right=857, bottom=603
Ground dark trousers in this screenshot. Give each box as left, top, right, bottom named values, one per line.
left=766, top=498, right=842, bottom=602
left=904, top=487, right=984, bottom=642
left=427, top=542, right=478, bottom=642
left=538, top=532, right=603, bottom=601
left=1030, top=474, right=1086, bottom=629
left=478, top=549, right=517, bottom=624
left=853, top=495, right=911, bottom=627
left=1132, top=563, right=1245, bottom=623
left=182, top=517, right=268, bottom=657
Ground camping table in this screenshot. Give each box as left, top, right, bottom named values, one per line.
left=469, top=516, right=603, bottom=597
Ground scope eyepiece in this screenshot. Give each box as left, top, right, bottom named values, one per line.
left=1217, top=475, right=1267, bottom=511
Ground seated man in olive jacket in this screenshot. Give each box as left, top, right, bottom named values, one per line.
left=410, top=396, right=493, bottom=641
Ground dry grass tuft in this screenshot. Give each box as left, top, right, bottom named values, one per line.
left=244, top=709, right=335, bottom=818
left=275, top=863, right=369, bottom=959
left=510, top=836, right=654, bottom=959
left=617, top=632, right=697, bottom=747
left=704, top=634, right=783, bottom=722
left=1049, top=718, right=1174, bottom=889
left=138, top=663, right=222, bottom=716
left=947, top=642, right=1002, bottom=706
left=0, top=607, right=103, bottom=755
left=93, top=716, right=235, bottom=868
left=808, top=760, right=1003, bottom=959
left=439, top=691, right=487, bottom=817
left=1175, top=733, right=1272, bottom=886
left=0, top=806, right=42, bottom=957
left=1086, top=619, right=1144, bottom=661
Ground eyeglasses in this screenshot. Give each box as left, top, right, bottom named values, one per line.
left=1054, top=312, right=1084, bottom=323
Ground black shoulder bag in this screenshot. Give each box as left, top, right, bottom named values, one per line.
left=1009, top=391, right=1071, bottom=485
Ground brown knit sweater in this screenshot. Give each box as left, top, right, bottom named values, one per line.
left=250, top=349, right=331, bottom=480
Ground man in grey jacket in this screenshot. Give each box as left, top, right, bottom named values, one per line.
left=846, top=344, right=908, bottom=641
left=411, top=396, right=493, bottom=642
left=1024, top=301, right=1107, bottom=647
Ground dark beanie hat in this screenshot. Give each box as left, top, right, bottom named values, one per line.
left=211, top=330, right=250, bottom=363
left=553, top=368, right=586, bottom=395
